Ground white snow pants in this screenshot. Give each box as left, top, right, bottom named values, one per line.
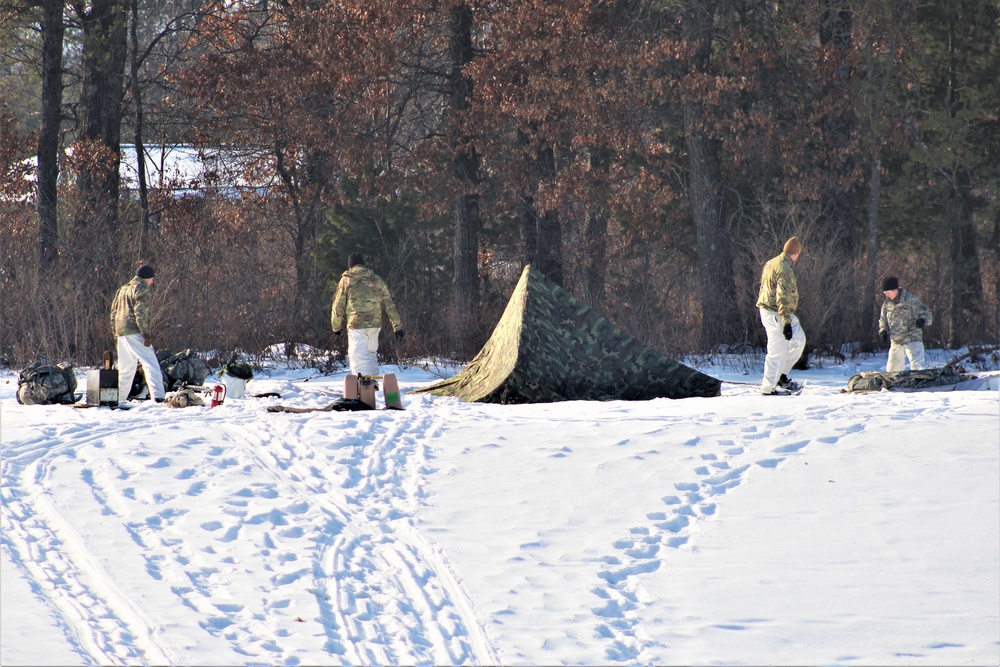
left=117, top=333, right=165, bottom=402
left=886, top=340, right=925, bottom=372
left=347, top=327, right=381, bottom=377
left=760, top=308, right=806, bottom=393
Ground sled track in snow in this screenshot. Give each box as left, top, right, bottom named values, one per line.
left=221, top=405, right=498, bottom=664
left=2, top=403, right=497, bottom=665
left=1, top=417, right=179, bottom=665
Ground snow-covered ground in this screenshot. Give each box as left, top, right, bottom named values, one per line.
left=2, top=350, right=998, bottom=666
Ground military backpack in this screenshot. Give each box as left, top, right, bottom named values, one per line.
left=16, top=362, right=78, bottom=405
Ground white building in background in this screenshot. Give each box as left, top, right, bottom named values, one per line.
left=117, top=144, right=277, bottom=197
left=17, top=144, right=277, bottom=200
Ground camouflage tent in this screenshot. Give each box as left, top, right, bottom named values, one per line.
left=416, top=266, right=721, bottom=403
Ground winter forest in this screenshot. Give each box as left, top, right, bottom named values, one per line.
left=1, top=0, right=998, bottom=369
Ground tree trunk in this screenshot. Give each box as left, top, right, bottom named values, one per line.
left=862, top=154, right=881, bottom=349
left=298, top=150, right=331, bottom=338
left=129, top=0, right=151, bottom=237
left=581, top=148, right=610, bottom=309
left=37, top=0, right=64, bottom=273
left=533, top=144, right=562, bottom=287
left=75, top=0, right=129, bottom=289
left=453, top=190, right=480, bottom=351
left=994, top=210, right=1000, bottom=343
left=818, top=0, right=858, bottom=257
left=948, top=200, right=983, bottom=349
left=449, top=2, right=482, bottom=356
left=582, top=205, right=609, bottom=309
left=535, top=209, right=563, bottom=287
left=519, top=194, right=537, bottom=270
left=680, top=0, right=737, bottom=349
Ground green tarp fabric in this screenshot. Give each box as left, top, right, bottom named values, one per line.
left=416, top=265, right=721, bottom=403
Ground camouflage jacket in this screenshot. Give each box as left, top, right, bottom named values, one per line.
left=110, top=277, right=152, bottom=337
left=756, top=252, right=799, bottom=323
left=330, top=266, right=402, bottom=332
left=879, top=289, right=932, bottom=345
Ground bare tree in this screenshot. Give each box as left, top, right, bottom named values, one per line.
left=37, top=0, right=64, bottom=273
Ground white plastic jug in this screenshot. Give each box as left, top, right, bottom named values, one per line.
left=222, top=375, right=247, bottom=399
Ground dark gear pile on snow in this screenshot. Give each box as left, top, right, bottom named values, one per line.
left=16, top=362, right=78, bottom=405
left=845, top=367, right=973, bottom=393
left=126, top=349, right=209, bottom=398
left=220, top=361, right=253, bottom=381
left=162, top=349, right=209, bottom=390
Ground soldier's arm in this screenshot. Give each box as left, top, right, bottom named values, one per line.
left=380, top=281, right=403, bottom=331
left=775, top=268, right=794, bottom=323
left=133, top=286, right=151, bottom=335
left=330, top=277, right=348, bottom=331
left=917, top=298, right=932, bottom=327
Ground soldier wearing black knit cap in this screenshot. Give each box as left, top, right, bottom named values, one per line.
left=878, top=276, right=932, bottom=372
left=110, top=264, right=165, bottom=404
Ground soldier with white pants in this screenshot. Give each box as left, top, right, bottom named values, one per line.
left=110, top=265, right=165, bottom=404
left=879, top=276, right=932, bottom=372
left=760, top=309, right=807, bottom=394
left=116, top=332, right=164, bottom=402
left=756, top=236, right=807, bottom=395
left=331, top=253, right=404, bottom=378
left=346, top=328, right=381, bottom=377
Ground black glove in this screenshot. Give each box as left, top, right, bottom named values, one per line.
left=333, top=329, right=342, bottom=336
left=143, top=334, right=154, bottom=348
left=395, top=329, right=405, bottom=342
left=782, top=322, right=793, bottom=340
left=879, top=330, right=889, bottom=345
left=915, top=318, right=925, bottom=329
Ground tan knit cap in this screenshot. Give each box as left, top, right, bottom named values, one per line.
left=783, top=236, right=802, bottom=255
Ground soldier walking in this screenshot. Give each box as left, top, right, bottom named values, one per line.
left=330, top=253, right=404, bottom=377
left=756, top=237, right=807, bottom=395
left=878, top=276, right=932, bottom=372
left=110, top=264, right=165, bottom=404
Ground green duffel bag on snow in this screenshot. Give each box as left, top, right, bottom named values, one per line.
left=220, top=361, right=253, bottom=381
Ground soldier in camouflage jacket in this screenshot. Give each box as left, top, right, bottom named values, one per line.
left=110, top=265, right=165, bottom=403
left=878, top=276, right=932, bottom=372
left=331, top=253, right=404, bottom=377
left=756, top=236, right=807, bottom=395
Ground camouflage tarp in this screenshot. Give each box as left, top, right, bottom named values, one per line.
left=415, top=266, right=721, bottom=403
left=845, top=367, right=974, bottom=393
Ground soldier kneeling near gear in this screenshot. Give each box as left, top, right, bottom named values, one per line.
left=878, top=276, right=933, bottom=372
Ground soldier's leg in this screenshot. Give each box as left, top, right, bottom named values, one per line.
left=906, top=341, right=926, bottom=370
left=886, top=343, right=906, bottom=372
left=135, top=342, right=165, bottom=400
left=360, top=328, right=381, bottom=377
left=759, top=309, right=785, bottom=393
left=347, top=328, right=381, bottom=377
left=116, top=334, right=140, bottom=402
left=779, top=314, right=806, bottom=378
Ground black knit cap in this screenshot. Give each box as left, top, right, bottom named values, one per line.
left=881, top=276, right=899, bottom=292
left=136, top=264, right=155, bottom=279
left=347, top=252, right=365, bottom=268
